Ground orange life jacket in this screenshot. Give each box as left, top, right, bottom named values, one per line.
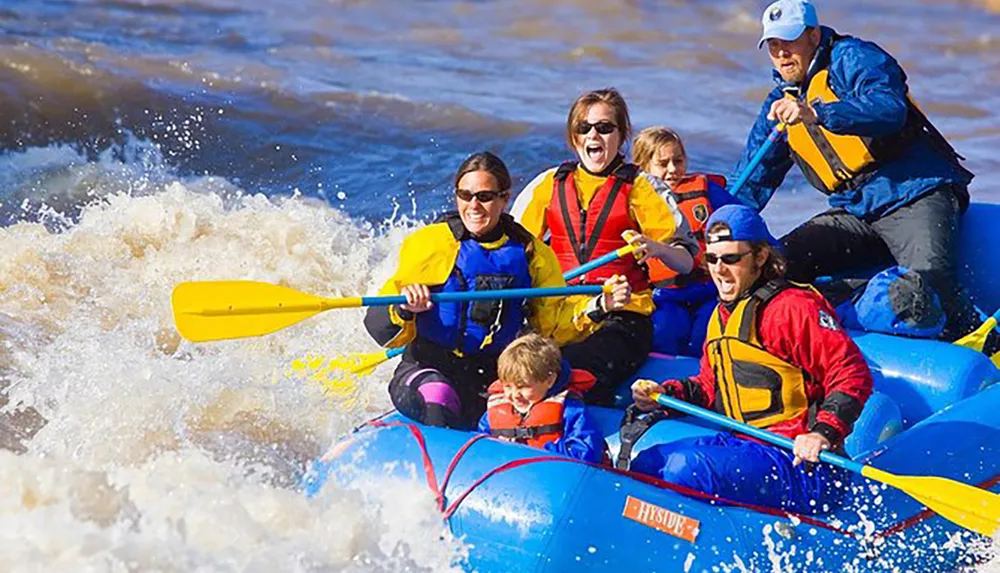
left=546, top=162, right=650, bottom=292
left=485, top=369, right=597, bottom=448
left=647, top=173, right=726, bottom=288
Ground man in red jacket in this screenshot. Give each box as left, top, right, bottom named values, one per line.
left=631, top=204, right=873, bottom=514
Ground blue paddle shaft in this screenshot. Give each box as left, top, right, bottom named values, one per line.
left=653, top=393, right=864, bottom=474
left=564, top=249, right=624, bottom=281
left=728, top=125, right=784, bottom=198
left=369, top=253, right=622, bottom=360
left=360, top=285, right=603, bottom=307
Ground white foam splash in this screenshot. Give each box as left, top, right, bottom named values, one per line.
left=0, top=143, right=460, bottom=571
left=977, top=536, right=1000, bottom=572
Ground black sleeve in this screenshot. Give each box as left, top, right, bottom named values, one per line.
left=363, top=305, right=411, bottom=346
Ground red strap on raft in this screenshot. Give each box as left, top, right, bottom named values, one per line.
left=368, top=419, right=488, bottom=514
left=381, top=420, right=445, bottom=510
left=359, top=416, right=1000, bottom=540
left=438, top=433, right=488, bottom=507
left=442, top=455, right=587, bottom=520
left=362, top=418, right=852, bottom=533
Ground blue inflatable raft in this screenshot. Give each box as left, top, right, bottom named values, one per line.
left=302, top=203, right=1000, bottom=572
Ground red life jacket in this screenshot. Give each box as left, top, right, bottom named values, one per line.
left=546, top=162, right=649, bottom=292
left=485, top=369, right=597, bottom=448
left=647, top=173, right=726, bottom=288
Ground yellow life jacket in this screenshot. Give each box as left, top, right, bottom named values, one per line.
left=705, top=280, right=810, bottom=428
left=785, top=32, right=973, bottom=196
left=786, top=67, right=919, bottom=194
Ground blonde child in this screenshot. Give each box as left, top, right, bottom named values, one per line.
left=478, top=333, right=607, bottom=463
left=633, top=127, right=742, bottom=357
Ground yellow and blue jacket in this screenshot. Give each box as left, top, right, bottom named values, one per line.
left=364, top=213, right=603, bottom=354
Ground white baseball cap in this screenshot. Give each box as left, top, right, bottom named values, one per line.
left=758, top=0, right=819, bottom=49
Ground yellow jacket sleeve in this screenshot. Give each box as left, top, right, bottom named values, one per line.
left=510, top=168, right=557, bottom=238
left=369, top=223, right=460, bottom=348
left=525, top=238, right=605, bottom=345
left=378, top=223, right=460, bottom=295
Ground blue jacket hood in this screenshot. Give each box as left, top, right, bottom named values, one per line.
left=546, top=359, right=574, bottom=399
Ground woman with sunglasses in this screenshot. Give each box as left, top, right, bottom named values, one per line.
left=629, top=204, right=872, bottom=513
left=511, top=88, right=699, bottom=405
left=364, top=151, right=631, bottom=430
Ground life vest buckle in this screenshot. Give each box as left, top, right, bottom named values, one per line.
left=510, top=426, right=539, bottom=439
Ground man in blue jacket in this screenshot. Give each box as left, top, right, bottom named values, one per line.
left=732, top=0, right=997, bottom=358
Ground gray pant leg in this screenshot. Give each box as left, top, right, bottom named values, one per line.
left=870, top=187, right=981, bottom=341
left=781, top=209, right=891, bottom=283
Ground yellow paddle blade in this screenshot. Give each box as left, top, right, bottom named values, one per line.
left=172, top=281, right=361, bottom=342
left=954, top=317, right=998, bottom=354
left=290, top=349, right=394, bottom=398
left=326, top=351, right=395, bottom=377
left=863, top=466, right=1000, bottom=537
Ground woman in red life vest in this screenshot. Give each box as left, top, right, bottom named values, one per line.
left=511, top=89, right=699, bottom=405
left=633, top=127, right=744, bottom=357
left=630, top=204, right=873, bottom=514
left=478, top=333, right=607, bottom=463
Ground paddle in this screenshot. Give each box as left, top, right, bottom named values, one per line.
left=728, top=123, right=787, bottom=197
left=293, top=243, right=640, bottom=396
left=290, top=347, right=407, bottom=398
left=954, top=308, right=1000, bottom=365
left=562, top=243, right=639, bottom=281
left=172, top=281, right=603, bottom=343
left=649, top=391, right=1000, bottom=537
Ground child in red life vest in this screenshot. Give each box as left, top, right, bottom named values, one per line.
left=633, top=127, right=743, bottom=357
left=477, top=333, right=607, bottom=463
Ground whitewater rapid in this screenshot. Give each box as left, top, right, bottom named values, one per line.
left=0, top=141, right=471, bottom=571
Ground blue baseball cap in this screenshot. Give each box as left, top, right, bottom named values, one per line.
left=705, top=205, right=781, bottom=248
left=758, top=0, right=819, bottom=49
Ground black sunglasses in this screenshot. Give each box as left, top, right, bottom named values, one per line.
left=455, top=188, right=509, bottom=203
left=705, top=251, right=752, bottom=265
left=574, top=120, right=617, bottom=135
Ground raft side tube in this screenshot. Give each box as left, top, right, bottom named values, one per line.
left=853, top=332, right=999, bottom=427
left=303, top=415, right=779, bottom=572
left=958, top=203, right=1000, bottom=313
left=830, top=384, right=1000, bottom=555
